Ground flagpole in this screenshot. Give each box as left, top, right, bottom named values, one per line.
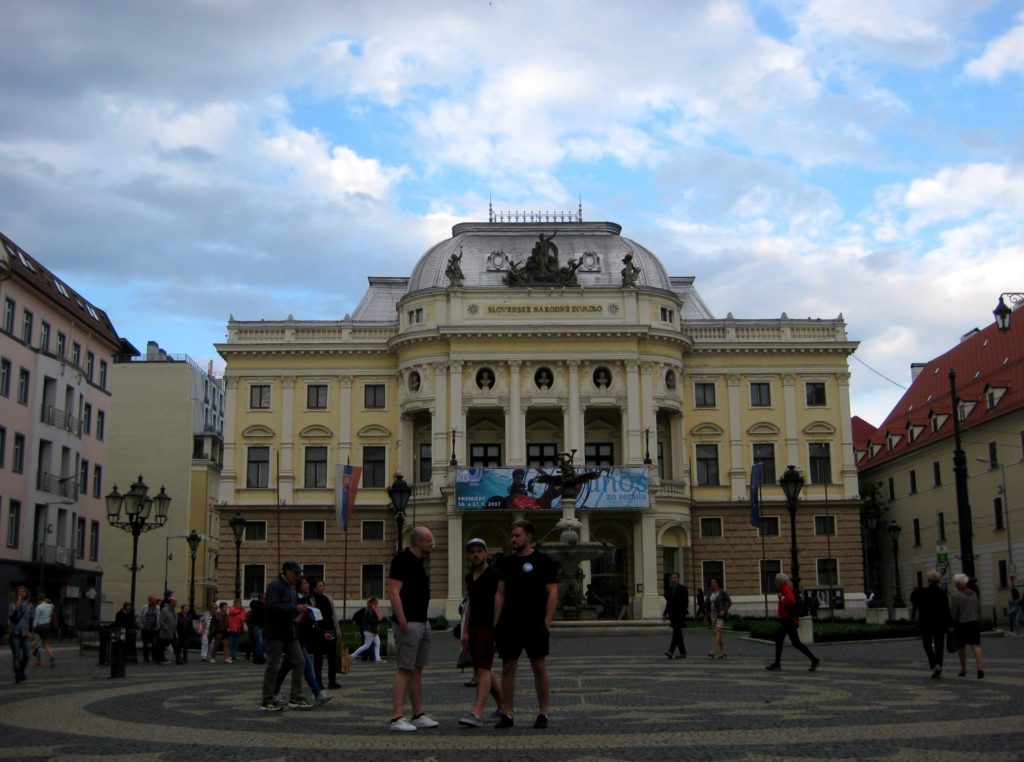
left=760, top=480, right=768, bottom=618
left=343, top=457, right=350, bottom=624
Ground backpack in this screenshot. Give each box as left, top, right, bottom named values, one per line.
left=787, top=593, right=809, bottom=619
left=352, top=607, right=366, bottom=628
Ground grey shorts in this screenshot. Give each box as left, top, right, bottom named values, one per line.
left=394, top=621, right=431, bottom=670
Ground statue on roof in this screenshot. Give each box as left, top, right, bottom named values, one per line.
left=504, top=231, right=580, bottom=287
left=445, top=249, right=464, bottom=287
left=621, top=252, right=640, bottom=287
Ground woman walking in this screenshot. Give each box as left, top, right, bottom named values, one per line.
left=350, top=596, right=383, bottom=662
left=8, top=586, right=33, bottom=683
left=765, top=573, right=819, bottom=672
left=950, top=574, right=985, bottom=678
left=1008, top=588, right=1021, bottom=637
left=31, top=595, right=56, bottom=668
left=706, top=577, right=731, bottom=659
left=917, top=570, right=951, bottom=678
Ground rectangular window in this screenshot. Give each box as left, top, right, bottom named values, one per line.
left=79, top=459, right=89, bottom=494
left=243, top=565, right=266, bottom=599
left=17, top=368, right=29, bottom=405
left=814, top=515, right=836, bottom=536
left=0, top=426, right=5, bottom=467
left=13, top=434, right=25, bottom=473
left=760, top=559, right=782, bottom=594
left=40, top=321, right=50, bottom=352
left=364, top=384, right=386, bottom=409
left=76, top=517, right=86, bottom=559
left=998, top=559, right=1009, bottom=589
left=933, top=461, right=941, bottom=487
left=888, top=477, right=895, bottom=501
left=695, top=444, right=719, bottom=486
left=362, top=446, right=386, bottom=488
left=86, top=351, right=94, bottom=382
left=99, top=360, right=107, bottom=390
left=7, top=500, right=20, bottom=548
left=361, top=520, right=385, bottom=541
left=249, top=384, right=271, bottom=409
left=987, top=441, right=999, bottom=468
left=909, top=470, right=917, bottom=494
left=96, top=410, right=105, bottom=440
left=750, top=382, right=771, bottom=407
left=752, top=443, right=776, bottom=483
left=89, top=520, right=99, bottom=561
left=82, top=403, right=92, bottom=436
left=805, top=381, right=826, bottom=406
left=470, top=444, right=501, bottom=468
left=694, top=382, right=716, bottom=408
left=244, top=521, right=267, bottom=541
left=72, top=342, right=80, bottom=368
left=302, top=564, right=325, bottom=584
left=22, top=309, right=33, bottom=344
left=657, top=440, right=665, bottom=479
left=759, top=516, right=780, bottom=537
left=2, top=298, right=14, bottom=334
left=995, top=497, right=1004, bottom=531
left=660, top=307, right=674, bottom=322
left=816, top=558, right=839, bottom=586
left=0, top=358, right=9, bottom=396
left=304, top=446, right=328, bottom=488
left=527, top=443, right=557, bottom=468
left=913, top=518, right=921, bottom=546
left=302, top=520, right=326, bottom=541
left=362, top=564, right=385, bottom=599
left=56, top=332, right=66, bottom=359
left=418, top=443, right=432, bottom=483
left=306, top=384, right=328, bottom=409
left=585, top=443, right=614, bottom=467
left=93, top=465, right=102, bottom=499
left=701, top=560, right=724, bottom=592
left=246, top=446, right=270, bottom=488
left=809, top=442, right=831, bottom=484
left=937, top=512, right=946, bottom=542
left=700, top=517, right=722, bottom=537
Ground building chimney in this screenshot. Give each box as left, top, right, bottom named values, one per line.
left=910, top=363, right=926, bottom=382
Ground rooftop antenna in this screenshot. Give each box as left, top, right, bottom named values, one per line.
left=489, top=194, right=494, bottom=223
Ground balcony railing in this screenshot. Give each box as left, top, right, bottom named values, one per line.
left=36, top=472, right=79, bottom=499
left=33, top=542, right=76, bottom=569
left=40, top=404, right=80, bottom=435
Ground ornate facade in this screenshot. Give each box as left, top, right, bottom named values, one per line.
left=216, top=219, right=863, bottom=618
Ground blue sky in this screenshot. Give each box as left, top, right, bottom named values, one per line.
left=1, top=0, right=1023, bottom=426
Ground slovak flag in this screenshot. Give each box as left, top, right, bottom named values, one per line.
left=335, top=464, right=362, bottom=531
left=750, top=463, right=763, bottom=528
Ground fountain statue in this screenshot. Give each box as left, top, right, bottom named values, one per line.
left=535, top=451, right=614, bottom=620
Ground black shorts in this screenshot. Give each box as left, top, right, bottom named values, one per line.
left=955, top=621, right=981, bottom=646
left=467, top=625, right=496, bottom=670
left=496, top=622, right=549, bottom=661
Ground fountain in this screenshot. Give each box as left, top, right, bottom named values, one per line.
left=534, top=452, right=614, bottom=620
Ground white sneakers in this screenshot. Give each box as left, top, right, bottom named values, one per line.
left=389, top=714, right=439, bottom=732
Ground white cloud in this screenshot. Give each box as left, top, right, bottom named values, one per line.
left=904, top=163, right=1024, bottom=228
left=965, top=11, right=1024, bottom=79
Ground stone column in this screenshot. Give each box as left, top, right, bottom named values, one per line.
left=837, top=372, right=858, bottom=499
left=508, top=361, right=524, bottom=465
left=625, top=363, right=642, bottom=464
left=219, top=377, right=238, bottom=503
left=567, top=361, right=582, bottom=452
left=783, top=374, right=799, bottom=467
left=433, top=364, right=449, bottom=473
left=446, top=511, right=464, bottom=619
left=337, top=376, right=352, bottom=466
left=279, top=376, right=295, bottom=503
left=727, top=374, right=745, bottom=499
left=449, top=362, right=465, bottom=464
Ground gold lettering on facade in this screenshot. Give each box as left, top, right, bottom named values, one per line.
left=485, top=304, right=604, bottom=315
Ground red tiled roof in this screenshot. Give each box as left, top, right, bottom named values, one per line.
left=1, top=231, right=122, bottom=349
left=856, top=311, right=1024, bottom=472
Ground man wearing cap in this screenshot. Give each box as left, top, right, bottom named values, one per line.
left=386, top=525, right=439, bottom=732
left=458, top=538, right=503, bottom=727
left=260, top=561, right=309, bottom=712
left=139, top=595, right=161, bottom=663
left=493, top=520, right=558, bottom=729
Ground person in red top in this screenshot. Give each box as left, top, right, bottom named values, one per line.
left=227, top=598, right=247, bottom=662
left=765, top=573, right=819, bottom=672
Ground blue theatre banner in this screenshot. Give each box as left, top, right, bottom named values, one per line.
left=455, top=467, right=650, bottom=511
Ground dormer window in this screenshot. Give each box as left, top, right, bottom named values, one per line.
left=886, top=433, right=902, bottom=451
left=985, top=386, right=1006, bottom=410
left=958, top=401, right=976, bottom=421
left=54, top=280, right=69, bottom=298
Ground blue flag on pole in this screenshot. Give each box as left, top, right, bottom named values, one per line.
left=335, top=464, right=362, bottom=532
left=750, top=463, right=763, bottom=528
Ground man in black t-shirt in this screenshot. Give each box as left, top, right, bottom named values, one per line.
left=493, top=520, right=558, bottom=730
left=457, top=538, right=503, bottom=727
left=386, top=526, right=439, bottom=732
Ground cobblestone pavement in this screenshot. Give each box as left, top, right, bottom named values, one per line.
left=1, top=628, right=1022, bottom=761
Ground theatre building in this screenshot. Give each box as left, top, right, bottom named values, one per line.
left=215, top=214, right=864, bottom=619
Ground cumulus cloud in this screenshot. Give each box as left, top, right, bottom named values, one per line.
left=965, top=10, right=1024, bottom=79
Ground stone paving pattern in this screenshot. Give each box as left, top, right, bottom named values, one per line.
left=1, top=628, right=1022, bottom=761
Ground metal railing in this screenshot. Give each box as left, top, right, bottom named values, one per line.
left=33, top=542, right=76, bottom=568
left=40, top=404, right=80, bottom=434
left=36, top=472, right=79, bottom=499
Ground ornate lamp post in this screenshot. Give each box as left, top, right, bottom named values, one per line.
left=106, top=475, right=171, bottom=619
left=886, top=520, right=905, bottom=609
left=993, top=293, right=1024, bottom=332
left=948, top=370, right=976, bottom=583
left=229, top=513, right=247, bottom=599
left=779, top=465, right=805, bottom=593
left=387, top=472, right=411, bottom=555
left=860, top=500, right=882, bottom=602
left=186, top=530, right=202, bottom=615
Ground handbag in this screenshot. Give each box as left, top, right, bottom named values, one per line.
left=456, top=647, right=473, bottom=669
left=945, top=628, right=959, bottom=653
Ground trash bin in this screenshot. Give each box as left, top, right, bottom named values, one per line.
left=97, top=624, right=112, bottom=666
left=110, top=626, right=126, bottom=678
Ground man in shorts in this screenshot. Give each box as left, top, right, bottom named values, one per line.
left=494, top=520, right=558, bottom=729
left=386, top=525, right=439, bottom=732
left=458, top=538, right=503, bottom=727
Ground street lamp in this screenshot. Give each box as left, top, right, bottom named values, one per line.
left=861, top=499, right=882, bottom=602
left=993, top=293, right=1024, bottom=332
left=387, top=472, right=411, bottom=555
left=949, top=370, right=976, bottom=583
left=886, top=520, right=905, bottom=609
left=186, top=530, right=202, bottom=616
left=106, top=475, right=171, bottom=619
left=229, top=513, right=247, bottom=599
left=779, top=465, right=805, bottom=593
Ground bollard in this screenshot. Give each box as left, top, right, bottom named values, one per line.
left=110, top=626, right=126, bottom=678
left=97, top=624, right=111, bottom=666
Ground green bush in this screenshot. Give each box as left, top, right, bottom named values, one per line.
left=746, top=620, right=919, bottom=642
left=431, top=615, right=448, bottom=631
